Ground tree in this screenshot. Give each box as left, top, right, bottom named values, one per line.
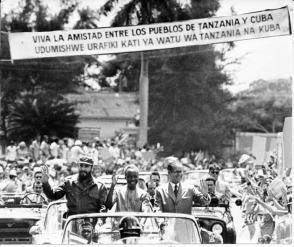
left=73, top=7, right=100, bottom=29
left=100, top=0, right=235, bottom=155
left=0, top=0, right=95, bottom=139
left=6, top=91, right=79, bottom=142
left=230, top=78, right=292, bottom=133
left=147, top=45, right=234, bottom=155
left=100, top=0, right=190, bottom=147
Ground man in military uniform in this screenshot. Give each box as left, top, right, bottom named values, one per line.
left=41, top=155, right=107, bottom=217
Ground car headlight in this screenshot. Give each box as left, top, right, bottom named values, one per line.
left=212, top=223, right=223, bottom=234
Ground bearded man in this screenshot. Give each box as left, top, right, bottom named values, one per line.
left=41, top=155, right=107, bottom=217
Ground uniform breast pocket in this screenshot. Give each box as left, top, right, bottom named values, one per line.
left=89, top=187, right=99, bottom=199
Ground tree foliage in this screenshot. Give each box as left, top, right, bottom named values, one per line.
left=230, top=79, right=292, bottom=133
left=6, top=91, right=79, bottom=142
left=100, top=0, right=235, bottom=156
left=0, top=0, right=95, bottom=139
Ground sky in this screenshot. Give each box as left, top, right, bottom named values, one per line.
left=1, top=0, right=293, bottom=93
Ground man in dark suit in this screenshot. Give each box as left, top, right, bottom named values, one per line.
left=155, top=157, right=210, bottom=214
left=146, top=180, right=156, bottom=207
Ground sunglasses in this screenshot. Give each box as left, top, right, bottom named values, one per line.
left=210, top=171, right=219, bottom=175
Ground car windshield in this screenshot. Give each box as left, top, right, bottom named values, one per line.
left=44, top=201, right=67, bottom=234
left=0, top=192, right=26, bottom=206
left=62, top=214, right=201, bottom=244
left=183, top=170, right=208, bottom=183
left=219, top=170, right=242, bottom=184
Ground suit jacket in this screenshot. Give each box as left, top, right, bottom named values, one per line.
left=112, top=185, right=151, bottom=212
left=155, top=182, right=210, bottom=214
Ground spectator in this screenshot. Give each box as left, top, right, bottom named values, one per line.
left=205, top=176, right=221, bottom=207
left=40, top=135, right=50, bottom=161
left=150, top=170, right=161, bottom=187
left=16, top=142, right=29, bottom=160
left=21, top=181, right=48, bottom=205
left=50, top=137, right=59, bottom=158
left=146, top=180, right=157, bottom=207
left=209, top=163, right=241, bottom=198
left=5, top=141, right=17, bottom=163
left=29, top=135, right=41, bottom=162
left=1, top=169, right=22, bottom=193
left=0, top=165, right=5, bottom=183
left=70, top=140, right=85, bottom=164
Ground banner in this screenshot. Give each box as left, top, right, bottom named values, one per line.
left=8, top=7, right=291, bottom=60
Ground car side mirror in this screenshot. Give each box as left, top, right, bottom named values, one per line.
left=235, top=199, right=242, bottom=206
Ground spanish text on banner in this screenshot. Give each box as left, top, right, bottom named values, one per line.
left=8, top=7, right=291, bottom=60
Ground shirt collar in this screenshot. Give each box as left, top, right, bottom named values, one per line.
left=169, top=182, right=179, bottom=190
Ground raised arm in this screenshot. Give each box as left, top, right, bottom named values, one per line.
left=41, top=165, right=66, bottom=200
left=105, top=174, right=117, bottom=210
left=193, top=179, right=211, bottom=206
left=154, top=188, right=163, bottom=212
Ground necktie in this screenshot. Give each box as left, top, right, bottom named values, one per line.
left=174, top=184, right=178, bottom=197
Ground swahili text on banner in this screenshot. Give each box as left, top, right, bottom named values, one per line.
left=8, top=7, right=291, bottom=60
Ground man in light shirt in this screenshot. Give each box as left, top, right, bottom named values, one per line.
left=105, top=165, right=151, bottom=212
left=5, top=141, right=17, bottom=163
left=70, top=140, right=85, bottom=164
left=40, top=135, right=50, bottom=161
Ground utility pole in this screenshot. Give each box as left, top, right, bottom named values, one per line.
left=137, top=52, right=149, bottom=148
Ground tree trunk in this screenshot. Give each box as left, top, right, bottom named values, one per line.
left=137, top=52, right=149, bottom=147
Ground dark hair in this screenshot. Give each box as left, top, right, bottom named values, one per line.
left=208, top=164, right=220, bottom=171
left=205, top=176, right=216, bottom=184
left=150, top=170, right=160, bottom=179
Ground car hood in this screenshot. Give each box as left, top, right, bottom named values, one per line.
left=0, top=208, right=43, bottom=220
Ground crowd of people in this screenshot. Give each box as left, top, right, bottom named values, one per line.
left=0, top=134, right=292, bottom=244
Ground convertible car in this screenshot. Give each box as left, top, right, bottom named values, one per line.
left=0, top=192, right=46, bottom=244
left=61, top=212, right=202, bottom=245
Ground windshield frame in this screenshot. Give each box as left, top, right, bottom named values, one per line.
left=62, top=212, right=201, bottom=244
